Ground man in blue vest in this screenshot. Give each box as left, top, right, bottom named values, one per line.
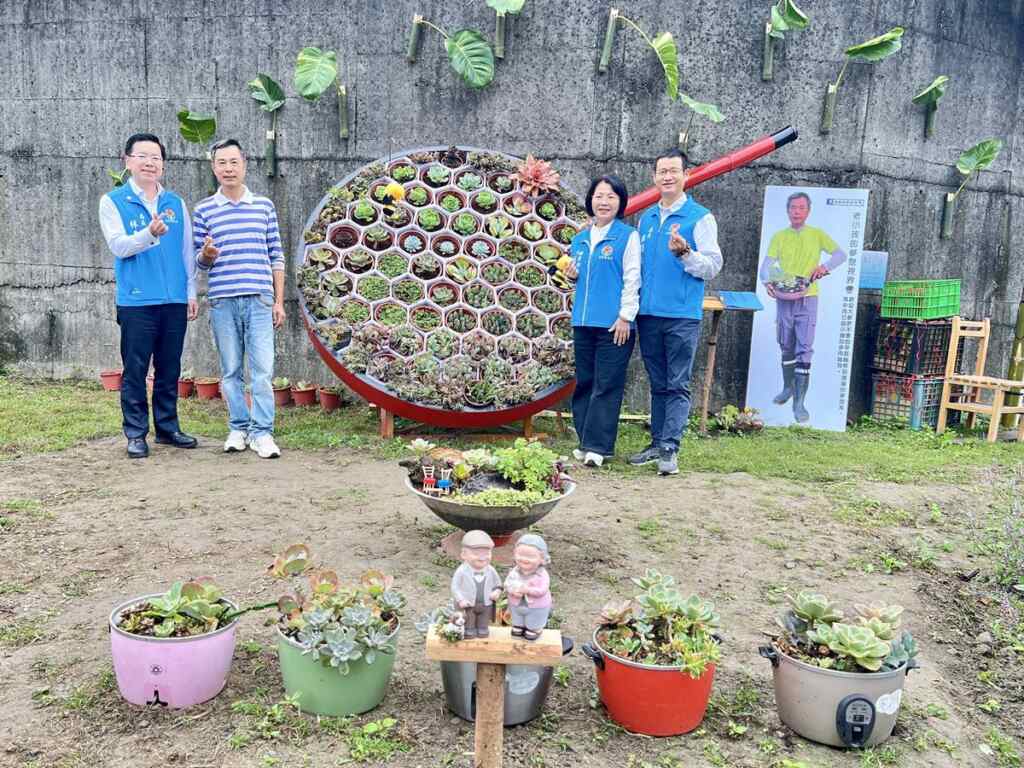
left=630, top=150, right=723, bottom=475
left=99, top=133, right=198, bottom=458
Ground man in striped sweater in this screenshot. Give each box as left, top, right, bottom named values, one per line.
left=194, top=139, right=286, bottom=458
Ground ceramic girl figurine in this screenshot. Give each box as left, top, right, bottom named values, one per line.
left=504, top=533, right=551, bottom=641
left=450, top=530, right=502, bottom=639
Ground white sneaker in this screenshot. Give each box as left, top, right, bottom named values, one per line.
left=223, top=430, right=247, bottom=453
left=248, top=433, right=281, bottom=459
left=583, top=451, right=604, bottom=467
left=572, top=449, right=585, bottom=461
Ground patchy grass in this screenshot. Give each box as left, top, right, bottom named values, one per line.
left=0, top=615, right=49, bottom=648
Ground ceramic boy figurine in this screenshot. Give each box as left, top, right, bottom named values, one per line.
left=504, top=533, right=551, bottom=641
left=450, top=529, right=502, bottom=639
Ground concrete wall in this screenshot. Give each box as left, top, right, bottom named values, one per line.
left=1, top=0, right=1022, bottom=419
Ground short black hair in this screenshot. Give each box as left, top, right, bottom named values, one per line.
left=211, top=138, right=245, bottom=160
left=787, top=192, right=811, bottom=209
left=654, top=148, right=688, bottom=169
left=584, top=174, right=630, bottom=219
left=124, top=133, right=166, bottom=160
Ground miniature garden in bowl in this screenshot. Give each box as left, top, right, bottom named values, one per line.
left=296, top=146, right=583, bottom=427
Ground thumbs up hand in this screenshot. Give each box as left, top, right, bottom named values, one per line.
left=200, top=235, right=220, bottom=265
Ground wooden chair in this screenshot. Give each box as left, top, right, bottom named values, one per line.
left=936, top=316, right=1024, bottom=442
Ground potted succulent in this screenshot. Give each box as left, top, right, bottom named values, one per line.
left=99, top=369, right=124, bottom=391
left=519, top=219, right=545, bottom=242
left=758, top=592, right=919, bottom=749
left=430, top=282, right=460, bottom=307
left=498, top=240, right=529, bottom=264
left=363, top=226, right=393, bottom=251
left=393, top=279, right=424, bottom=304
left=582, top=570, right=722, bottom=737
left=357, top=275, right=390, bottom=302
left=424, top=164, right=451, bottom=187
left=446, top=257, right=477, bottom=284
left=482, top=309, right=512, bottom=336
left=498, top=336, right=530, bottom=363
left=439, top=191, right=464, bottom=213
left=452, top=212, right=479, bottom=236
left=390, top=163, right=417, bottom=182
left=351, top=198, right=378, bottom=224
left=463, top=331, right=495, bottom=362
left=195, top=376, right=221, bottom=399
left=399, top=232, right=426, bottom=254
left=377, top=251, right=408, bottom=279
left=503, top=193, right=532, bottom=218
left=553, top=223, right=578, bottom=244
left=412, top=306, right=441, bottom=332
left=536, top=199, right=560, bottom=221
left=341, top=300, right=371, bottom=325
left=489, top=172, right=514, bottom=192
left=290, top=380, right=318, bottom=406
left=307, top=247, right=339, bottom=271
left=551, top=315, right=573, bottom=341
left=516, top=264, right=546, bottom=288
left=534, top=243, right=561, bottom=269
left=465, top=237, right=495, bottom=260
left=463, top=282, right=494, bottom=309
left=272, top=376, right=292, bottom=406
left=109, top=578, right=240, bottom=709
left=498, top=286, right=528, bottom=311
left=445, top=307, right=477, bottom=333
left=455, top=171, right=484, bottom=191
left=384, top=205, right=412, bottom=228
left=389, top=325, right=422, bottom=356
left=417, top=207, right=445, bottom=232
left=482, top=261, right=511, bottom=285
left=434, top=237, right=460, bottom=259
left=412, top=252, right=442, bottom=280
left=319, top=384, right=343, bottom=412
left=428, top=328, right=459, bottom=359
left=177, top=369, right=195, bottom=398
left=486, top=214, right=514, bottom=239
left=533, top=289, right=563, bottom=314
left=471, top=189, right=498, bottom=213
left=465, top=378, right=497, bottom=407
left=406, top=185, right=431, bottom=207
left=343, top=248, right=374, bottom=273
left=329, top=225, right=359, bottom=250
left=267, top=544, right=406, bottom=716
left=323, top=271, right=352, bottom=297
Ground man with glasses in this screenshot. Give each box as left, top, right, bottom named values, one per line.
left=193, top=139, right=286, bottom=459
left=630, top=149, right=723, bottom=475
left=99, top=133, right=198, bottom=459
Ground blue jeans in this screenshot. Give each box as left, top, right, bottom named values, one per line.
left=637, top=315, right=701, bottom=452
left=209, top=294, right=275, bottom=437
left=572, top=325, right=635, bottom=456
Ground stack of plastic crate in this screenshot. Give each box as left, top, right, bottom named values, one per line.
left=870, top=280, right=962, bottom=429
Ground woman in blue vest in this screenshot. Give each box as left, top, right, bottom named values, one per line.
left=564, top=175, right=641, bottom=467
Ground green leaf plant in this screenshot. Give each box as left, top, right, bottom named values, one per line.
left=486, top=0, right=526, bottom=60
left=293, top=47, right=349, bottom=140
left=911, top=75, right=950, bottom=139
left=407, top=15, right=495, bottom=89
left=247, top=73, right=285, bottom=177
left=941, top=138, right=1003, bottom=239
left=821, top=27, right=904, bottom=133
left=762, top=0, right=809, bottom=81
left=177, top=109, right=217, bottom=193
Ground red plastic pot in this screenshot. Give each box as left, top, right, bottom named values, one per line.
left=319, top=388, right=342, bottom=412
left=582, top=631, right=716, bottom=736
left=99, top=369, right=123, bottom=391
left=195, top=380, right=221, bottom=400
left=273, top=387, right=292, bottom=407
left=178, top=380, right=194, bottom=398
left=291, top=386, right=317, bottom=406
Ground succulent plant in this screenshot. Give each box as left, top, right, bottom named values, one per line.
left=401, top=234, right=425, bottom=254
left=431, top=284, right=458, bottom=307
left=394, top=279, right=423, bottom=304
left=389, top=325, right=421, bottom=356
left=516, top=265, right=546, bottom=288
left=492, top=174, right=513, bottom=192
left=534, top=243, right=561, bottom=266
left=417, top=208, right=442, bottom=231
left=342, top=345, right=370, bottom=372
left=788, top=591, right=844, bottom=626
left=537, top=201, right=559, bottom=221
left=483, top=311, right=512, bottom=336
left=344, top=249, right=373, bottom=272
left=365, top=226, right=391, bottom=249
left=436, top=239, right=457, bottom=257
left=408, top=151, right=437, bottom=164
left=463, top=332, right=495, bottom=362
left=427, top=329, right=458, bottom=359
left=426, top=165, right=451, bottom=186
left=446, top=308, right=477, bottom=333
left=474, top=190, right=497, bottom=211
left=533, top=288, right=562, bottom=313
left=391, top=165, right=416, bottom=182
left=372, top=184, right=390, bottom=202
left=464, top=283, right=494, bottom=309
left=377, top=251, right=407, bottom=278
left=883, top=631, right=918, bottom=670
left=465, top=378, right=496, bottom=406
left=599, top=600, right=635, bottom=626
left=353, top=198, right=377, bottom=223
left=483, top=262, right=511, bottom=284
left=341, top=301, right=370, bottom=324
left=483, top=356, right=513, bottom=384
left=412, top=252, right=441, bottom=278
left=499, top=287, right=528, bottom=311
left=498, top=335, right=529, bottom=362
left=521, top=220, right=544, bottom=241
left=457, top=172, right=483, bottom=191
left=487, top=214, right=514, bottom=239
left=503, top=193, right=531, bottom=217
left=412, top=308, right=440, bottom=331
left=117, top=578, right=229, bottom=638
left=446, top=257, right=477, bottom=284
left=407, top=186, right=429, bottom=206
left=385, top=206, right=411, bottom=227
left=272, top=376, right=291, bottom=389
left=353, top=323, right=389, bottom=351
left=514, top=154, right=561, bottom=196
left=308, top=247, right=338, bottom=269
left=556, top=224, right=578, bottom=244
left=323, top=271, right=352, bottom=297
left=314, top=295, right=343, bottom=320
left=440, top=193, right=462, bottom=213
left=297, top=264, right=320, bottom=288
left=551, top=316, right=572, bottom=341
left=317, top=321, right=351, bottom=350
left=470, top=240, right=493, bottom=258
left=357, top=276, right=389, bottom=302
left=806, top=623, right=891, bottom=672
left=453, top=213, right=478, bottom=236
left=377, top=304, right=407, bottom=327
left=304, top=227, right=325, bottom=244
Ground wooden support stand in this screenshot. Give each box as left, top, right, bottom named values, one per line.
left=373, top=405, right=539, bottom=442
left=425, top=626, right=563, bottom=768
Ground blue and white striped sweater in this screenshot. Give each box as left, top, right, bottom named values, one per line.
left=193, top=189, right=284, bottom=299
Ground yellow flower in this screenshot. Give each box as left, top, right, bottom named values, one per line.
left=384, top=182, right=405, bottom=202
left=555, top=255, right=572, bottom=272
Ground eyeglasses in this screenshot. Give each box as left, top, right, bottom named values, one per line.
left=128, top=154, right=164, bottom=163
left=655, top=169, right=684, bottom=178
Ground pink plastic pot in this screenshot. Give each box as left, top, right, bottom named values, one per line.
left=109, top=594, right=238, bottom=709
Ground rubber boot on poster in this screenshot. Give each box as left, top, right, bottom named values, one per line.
left=793, top=369, right=810, bottom=423
left=773, top=361, right=796, bottom=404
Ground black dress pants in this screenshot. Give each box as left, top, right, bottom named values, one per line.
left=116, top=303, right=187, bottom=439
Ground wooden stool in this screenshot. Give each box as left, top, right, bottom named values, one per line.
left=426, top=626, right=563, bottom=768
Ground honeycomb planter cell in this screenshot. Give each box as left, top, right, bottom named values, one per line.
left=329, top=225, right=359, bottom=250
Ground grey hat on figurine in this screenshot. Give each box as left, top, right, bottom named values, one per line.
left=450, top=529, right=503, bottom=639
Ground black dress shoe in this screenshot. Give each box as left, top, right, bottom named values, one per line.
left=127, top=438, right=149, bottom=459
left=154, top=431, right=198, bottom=448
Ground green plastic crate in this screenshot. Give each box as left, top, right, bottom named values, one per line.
left=880, top=279, right=960, bottom=320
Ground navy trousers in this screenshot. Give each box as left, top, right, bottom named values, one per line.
left=116, top=303, right=187, bottom=439
left=571, top=325, right=636, bottom=456
left=636, top=315, right=701, bottom=452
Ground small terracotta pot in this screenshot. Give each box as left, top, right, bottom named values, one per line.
left=291, top=386, right=317, bottom=407
left=178, top=380, right=194, bottom=398
left=273, top=387, right=292, bottom=407
left=99, top=369, right=123, bottom=391
left=319, top=388, right=342, bottom=412
left=195, top=380, right=221, bottom=399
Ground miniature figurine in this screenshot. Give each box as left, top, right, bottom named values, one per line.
left=504, top=533, right=551, bottom=642
left=436, top=467, right=453, bottom=495
left=450, top=530, right=503, bottom=639
left=422, top=465, right=438, bottom=494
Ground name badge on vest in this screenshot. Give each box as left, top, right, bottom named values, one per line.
left=599, top=244, right=614, bottom=259
left=161, top=207, right=178, bottom=224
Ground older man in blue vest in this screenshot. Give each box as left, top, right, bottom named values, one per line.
left=631, top=150, right=723, bottom=475
left=99, top=133, right=198, bottom=459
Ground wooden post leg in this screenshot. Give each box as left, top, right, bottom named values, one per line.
left=379, top=407, right=394, bottom=439
left=523, top=415, right=534, bottom=438
left=699, top=311, right=723, bottom=435
left=474, top=663, right=506, bottom=768
left=987, top=389, right=1005, bottom=443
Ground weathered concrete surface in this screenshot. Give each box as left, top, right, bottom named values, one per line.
left=1, top=0, right=1021, bottom=419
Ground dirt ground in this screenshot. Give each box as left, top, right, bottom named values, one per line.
left=0, top=437, right=1020, bottom=768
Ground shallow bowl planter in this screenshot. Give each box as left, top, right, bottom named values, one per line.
left=109, top=594, right=238, bottom=709
left=177, top=379, right=194, bottom=398
left=273, top=386, right=292, bottom=406
left=99, top=369, right=123, bottom=391
left=404, top=477, right=575, bottom=540
left=582, top=630, right=715, bottom=736
left=277, top=623, right=399, bottom=716
left=319, top=387, right=342, bottom=412
left=195, top=379, right=221, bottom=399
left=759, top=645, right=913, bottom=749
left=291, top=386, right=317, bottom=407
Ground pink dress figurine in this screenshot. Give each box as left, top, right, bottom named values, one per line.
left=504, top=534, right=551, bottom=641
left=450, top=530, right=503, bottom=639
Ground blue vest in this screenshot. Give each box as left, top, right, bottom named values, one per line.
left=570, top=218, right=635, bottom=329
left=106, top=183, right=187, bottom=306
left=637, top=197, right=710, bottom=320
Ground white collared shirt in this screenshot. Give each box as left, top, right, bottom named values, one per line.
left=657, top=192, right=723, bottom=282
left=98, top=178, right=196, bottom=300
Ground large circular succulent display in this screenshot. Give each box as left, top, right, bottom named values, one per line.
left=298, top=146, right=585, bottom=425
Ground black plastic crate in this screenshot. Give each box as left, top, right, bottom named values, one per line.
left=870, top=372, right=946, bottom=429
left=872, top=319, right=962, bottom=376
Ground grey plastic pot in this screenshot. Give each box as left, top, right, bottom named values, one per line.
left=441, top=635, right=573, bottom=726
left=759, top=644, right=916, bottom=749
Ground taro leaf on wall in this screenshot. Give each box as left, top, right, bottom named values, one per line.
left=248, top=74, right=286, bottom=112
left=650, top=32, right=679, bottom=101
left=768, top=0, right=808, bottom=39
left=912, top=75, right=949, bottom=107
left=445, top=29, right=495, bottom=89
left=486, top=0, right=526, bottom=13
left=956, top=139, right=1003, bottom=179
left=295, top=47, right=338, bottom=101
left=177, top=110, right=217, bottom=144
left=680, top=94, right=724, bottom=123
left=844, top=27, right=904, bottom=63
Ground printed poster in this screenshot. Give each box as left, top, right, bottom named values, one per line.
left=745, top=185, right=868, bottom=431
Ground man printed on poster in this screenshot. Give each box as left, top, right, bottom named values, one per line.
left=758, top=191, right=846, bottom=424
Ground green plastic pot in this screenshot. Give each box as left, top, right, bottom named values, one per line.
left=276, top=623, right=399, bottom=716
